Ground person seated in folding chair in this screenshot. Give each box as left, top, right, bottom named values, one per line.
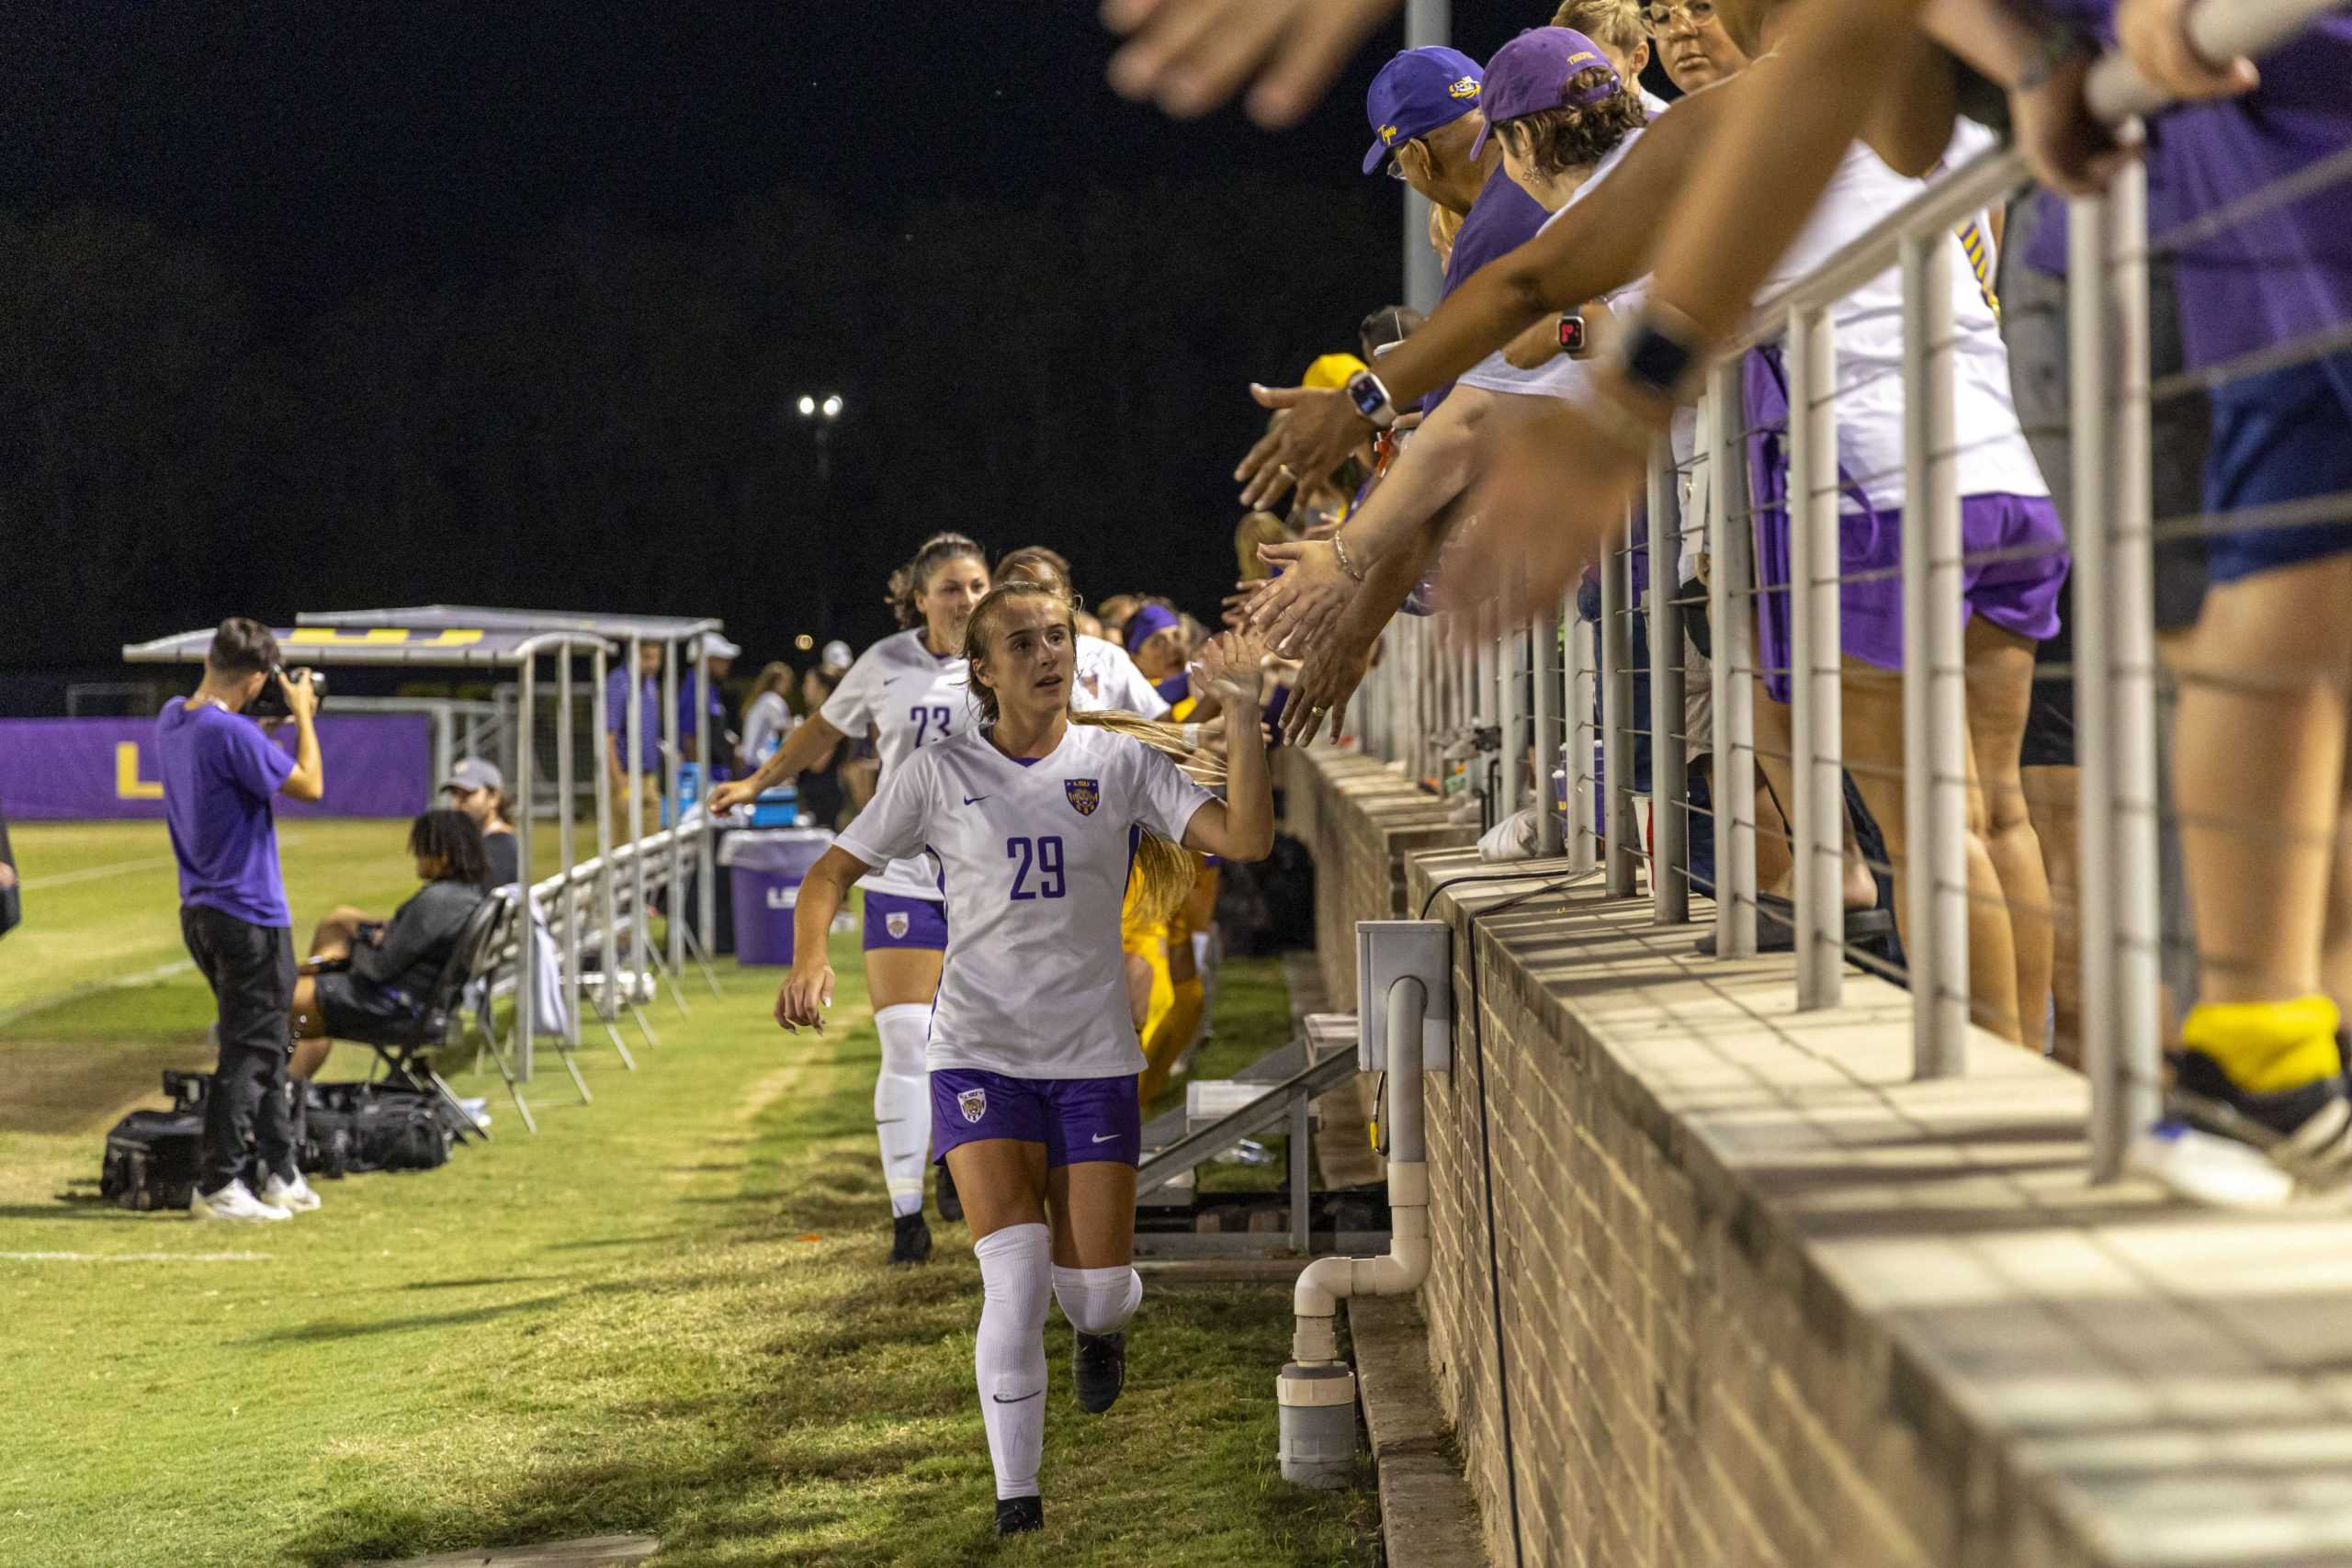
left=288, top=810, right=491, bottom=1134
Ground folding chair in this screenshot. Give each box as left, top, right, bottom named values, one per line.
left=341, top=891, right=514, bottom=1140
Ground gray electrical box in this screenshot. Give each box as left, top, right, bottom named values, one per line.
left=1354, top=920, right=1452, bottom=1072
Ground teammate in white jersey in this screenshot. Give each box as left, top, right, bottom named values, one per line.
left=708, top=532, right=990, bottom=1264
left=995, top=547, right=1172, bottom=719
left=777, top=582, right=1274, bottom=1538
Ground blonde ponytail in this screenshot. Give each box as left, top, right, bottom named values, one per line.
left=1071, top=707, right=1224, bottom=929
left=1125, top=829, right=1198, bottom=927
left=1070, top=710, right=1225, bottom=789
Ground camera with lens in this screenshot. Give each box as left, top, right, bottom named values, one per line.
left=246, top=665, right=326, bottom=720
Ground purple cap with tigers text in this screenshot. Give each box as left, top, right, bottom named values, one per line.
left=1468, top=28, right=1623, bottom=159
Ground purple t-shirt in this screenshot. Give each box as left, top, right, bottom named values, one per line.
left=155, top=700, right=296, bottom=927
left=604, top=668, right=663, bottom=773
left=1424, top=164, right=1553, bottom=413
left=2022, top=6, right=2352, bottom=372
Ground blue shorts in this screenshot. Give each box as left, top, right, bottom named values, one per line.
left=863, top=892, right=947, bottom=953
left=2204, top=351, right=2352, bottom=584
left=930, top=1069, right=1142, bottom=1169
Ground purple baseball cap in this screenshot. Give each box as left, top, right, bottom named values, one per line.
left=1468, top=28, right=1623, bottom=158
left=1362, top=47, right=1487, bottom=175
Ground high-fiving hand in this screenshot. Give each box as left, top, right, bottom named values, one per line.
left=1101, top=0, right=1401, bottom=127
left=1235, top=384, right=1372, bottom=509
left=1437, top=394, right=1650, bottom=627
left=1193, top=627, right=1272, bottom=708
left=1246, top=538, right=1351, bottom=653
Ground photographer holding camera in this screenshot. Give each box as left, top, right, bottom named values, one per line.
left=157, top=618, right=325, bottom=1222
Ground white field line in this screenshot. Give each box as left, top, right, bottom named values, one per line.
left=18, top=854, right=180, bottom=892
left=0, top=1251, right=274, bottom=1263
left=0, top=958, right=198, bottom=1031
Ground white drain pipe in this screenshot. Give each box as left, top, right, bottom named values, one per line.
left=1278, top=974, right=1430, bottom=1485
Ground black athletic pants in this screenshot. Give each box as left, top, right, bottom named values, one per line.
left=181, top=905, right=299, bottom=1195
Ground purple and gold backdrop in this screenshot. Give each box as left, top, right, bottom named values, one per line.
left=0, top=716, right=430, bottom=820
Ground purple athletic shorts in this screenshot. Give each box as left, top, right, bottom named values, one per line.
left=1743, top=347, right=2069, bottom=705
left=930, top=1068, right=1142, bottom=1169
left=863, top=891, right=947, bottom=953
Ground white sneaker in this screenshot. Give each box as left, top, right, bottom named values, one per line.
left=191, top=1180, right=292, bottom=1222
left=260, top=1172, right=322, bottom=1213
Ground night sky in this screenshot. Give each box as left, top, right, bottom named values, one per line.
left=0, top=3, right=1560, bottom=701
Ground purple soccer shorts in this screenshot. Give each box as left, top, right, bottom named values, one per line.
left=862, top=891, right=947, bottom=953
left=930, top=1068, right=1143, bottom=1169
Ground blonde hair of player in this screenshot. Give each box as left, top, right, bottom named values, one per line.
left=1235, top=512, right=1294, bottom=584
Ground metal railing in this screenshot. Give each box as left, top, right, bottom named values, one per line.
left=1342, top=1, right=2348, bottom=1186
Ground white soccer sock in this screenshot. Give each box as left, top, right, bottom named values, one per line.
left=1052, top=1262, right=1143, bottom=1337
left=873, top=1003, right=933, bottom=1219
left=974, top=1222, right=1052, bottom=1500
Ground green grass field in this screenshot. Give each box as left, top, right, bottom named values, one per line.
left=0, top=822, right=1371, bottom=1567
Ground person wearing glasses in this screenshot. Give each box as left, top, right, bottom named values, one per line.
left=1634, top=0, right=1749, bottom=91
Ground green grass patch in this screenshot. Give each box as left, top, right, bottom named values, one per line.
left=0, top=823, right=1374, bottom=1566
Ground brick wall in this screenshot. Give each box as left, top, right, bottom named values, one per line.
left=1277, top=747, right=1476, bottom=1011
left=1283, top=744, right=2229, bottom=1568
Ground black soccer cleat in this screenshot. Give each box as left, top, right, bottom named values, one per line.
left=994, top=1495, right=1044, bottom=1537
left=1073, top=1329, right=1126, bottom=1413
left=935, top=1159, right=964, bottom=1224
left=889, top=1212, right=933, bottom=1266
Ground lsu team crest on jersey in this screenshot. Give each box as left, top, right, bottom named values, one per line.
left=958, top=1087, right=988, bottom=1123
left=1065, top=778, right=1101, bottom=817
left=886, top=910, right=910, bottom=939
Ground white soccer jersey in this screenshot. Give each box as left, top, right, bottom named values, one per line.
left=835, top=724, right=1214, bottom=1078
left=1071, top=634, right=1170, bottom=719
left=820, top=627, right=978, bottom=899
left=1763, top=129, right=2047, bottom=514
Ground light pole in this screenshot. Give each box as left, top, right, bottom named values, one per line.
left=1404, top=0, right=1450, bottom=313
left=795, top=391, right=845, bottom=482
left=793, top=392, right=847, bottom=637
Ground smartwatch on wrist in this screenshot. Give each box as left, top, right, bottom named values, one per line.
left=1344, top=367, right=1400, bottom=431
left=1557, top=309, right=1589, bottom=355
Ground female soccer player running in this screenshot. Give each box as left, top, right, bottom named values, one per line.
left=777, top=583, right=1272, bottom=1538
left=707, top=532, right=989, bottom=1264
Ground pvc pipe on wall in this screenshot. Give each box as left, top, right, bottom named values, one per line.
left=1292, top=975, right=1430, bottom=1365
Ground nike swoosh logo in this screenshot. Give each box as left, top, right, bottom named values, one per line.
left=1091, top=1133, right=1119, bottom=1145
left=991, top=1391, right=1042, bottom=1404
left=964, top=795, right=989, bottom=805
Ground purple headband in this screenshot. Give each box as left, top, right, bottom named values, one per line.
left=1124, top=604, right=1182, bottom=658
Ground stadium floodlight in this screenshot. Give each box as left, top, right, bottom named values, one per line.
left=821, top=394, right=843, bottom=419
left=797, top=395, right=818, bottom=417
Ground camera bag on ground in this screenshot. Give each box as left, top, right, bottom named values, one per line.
left=302, top=1081, right=452, bottom=1175
left=100, top=1107, right=206, bottom=1212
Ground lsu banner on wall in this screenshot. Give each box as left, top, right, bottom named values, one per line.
left=0, top=716, right=430, bottom=821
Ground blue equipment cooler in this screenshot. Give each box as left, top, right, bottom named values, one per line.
left=720, top=829, right=836, bottom=965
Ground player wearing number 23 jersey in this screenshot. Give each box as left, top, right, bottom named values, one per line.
left=820, top=626, right=978, bottom=907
